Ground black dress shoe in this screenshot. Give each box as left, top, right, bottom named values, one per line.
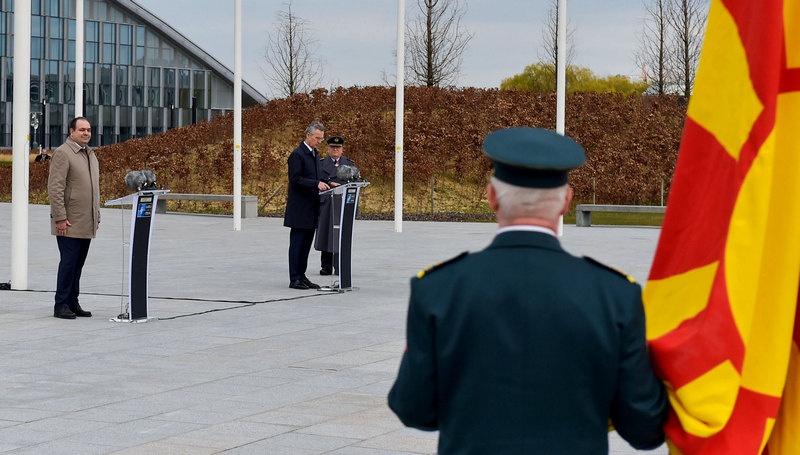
left=289, top=280, right=310, bottom=290
left=302, top=277, right=321, bottom=289
left=54, top=308, right=77, bottom=319
left=320, top=268, right=332, bottom=276
left=70, top=305, right=92, bottom=317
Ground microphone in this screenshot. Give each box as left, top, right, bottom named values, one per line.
left=141, top=169, right=157, bottom=189
left=124, top=170, right=146, bottom=192
left=336, top=164, right=361, bottom=182
left=124, top=169, right=158, bottom=191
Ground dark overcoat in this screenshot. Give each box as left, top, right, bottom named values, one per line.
left=284, top=141, right=322, bottom=229
left=388, top=230, right=668, bottom=454
left=315, top=155, right=357, bottom=252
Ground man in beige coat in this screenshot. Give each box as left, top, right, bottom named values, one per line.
left=47, top=117, right=100, bottom=319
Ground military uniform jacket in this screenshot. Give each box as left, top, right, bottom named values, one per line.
left=388, top=230, right=668, bottom=454
left=47, top=138, right=101, bottom=239
left=320, top=155, right=356, bottom=186
left=315, top=155, right=357, bottom=252
left=284, top=141, right=322, bottom=229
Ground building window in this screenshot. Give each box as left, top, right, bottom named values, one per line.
left=45, top=60, right=59, bottom=102
left=119, top=106, right=131, bottom=141
left=119, top=23, right=132, bottom=65
left=45, top=0, right=60, bottom=17
left=193, top=70, right=206, bottom=109
left=0, top=12, right=7, bottom=57
left=48, top=17, right=63, bottom=60
left=63, top=61, right=75, bottom=105
left=145, top=29, right=159, bottom=66
left=83, top=62, right=95, bottom=105
left=164, top=68, right=175, bottom=107
left=67, top=18, right=75, bottom=60
left=162, top=42, right=174, bottom=67
left=135, top=106, right=147, bottom=137
left=178, top=68, right=190, bottom=108
left=30, top=59, right=42, bottom=102
left=86, top=21, right=99, bottom=63
left=102, top=105, right=114, bottom=145
left=148, top=67, right=160, bottom=107
left=116, top=65, right=128, bottom=105
left=32, top=16, right=46, bottom=59
left=135, top=25, right=145, bottom=65
left=99, top=64, right=112, bottom=105
left=132, top=66, right=144, bottom=105
left=151, top=107, right=163, bottom=134
left=101, top=22, right=115, bottom=64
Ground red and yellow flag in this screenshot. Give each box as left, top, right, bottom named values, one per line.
left=643, top=0, right=800, bottom=453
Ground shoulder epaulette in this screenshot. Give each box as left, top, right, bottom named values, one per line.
left=583, top=256, right=636, bottom=283
left=416, top=252, right=468, bottom=279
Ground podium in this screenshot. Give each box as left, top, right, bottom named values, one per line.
left=317, top=182, right=369, bottom=291
left=105, top=189, right=169, bottom=321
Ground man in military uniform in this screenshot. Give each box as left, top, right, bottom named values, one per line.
left=315, top=135, right=357, bottom=276
left=388, top=127, right=668, bottom=454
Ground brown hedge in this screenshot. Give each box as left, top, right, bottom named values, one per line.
left=1, top=86, right=686, bottom=215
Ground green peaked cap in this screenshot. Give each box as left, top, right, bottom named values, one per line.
left=482, top=127, right=586, bottom=188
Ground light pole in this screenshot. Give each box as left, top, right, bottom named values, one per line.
left=42, top=98, right=48, bottom=150
left=30, top=112, right=40, bottom=153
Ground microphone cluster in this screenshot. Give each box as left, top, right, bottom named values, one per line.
left=124, top=169, right=158, bottom=192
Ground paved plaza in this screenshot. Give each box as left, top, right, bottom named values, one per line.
left=0, top=202, right=667, bottom=454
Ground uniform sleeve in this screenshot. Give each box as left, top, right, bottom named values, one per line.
left=387, top=281, right=439, bottom=431
left=610, top=285, right=669, bottom=449
left=48, top=149, right=69, bottom=221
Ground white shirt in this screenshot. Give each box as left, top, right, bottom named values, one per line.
left=496, top=225, right=556, bottom=237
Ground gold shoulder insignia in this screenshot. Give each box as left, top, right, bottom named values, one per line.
left=416, top=252, right=468, bottom=279
left=583, top=256, right=636, bottom=283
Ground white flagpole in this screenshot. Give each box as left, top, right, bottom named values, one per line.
left=11, top=0, right=32, bottom=290
left=394, top=0, right=405, bottom=233
left=233, top=0, right=243, bottom=231
left=76, top=0, right=84, bottom=117
left=556, top=0, right=567, bottom=235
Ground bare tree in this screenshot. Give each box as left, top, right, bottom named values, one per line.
left=406, top=0, right=474, bottom=87
left=635, top=0, right=673, bottom=95
left=667, top=0, right=706, bottom=98
left=540, top=0, right=577, bottom=74
left=263, top=1, right=323, bottom=98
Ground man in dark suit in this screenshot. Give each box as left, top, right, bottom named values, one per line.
left=284, top=121, right=330, bottom=290
left=388, top=127, right=668, bottom=454
left=315, top=135, right=357, bottom=276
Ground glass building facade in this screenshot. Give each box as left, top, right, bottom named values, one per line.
left=0, top=0, right=266, bottom=148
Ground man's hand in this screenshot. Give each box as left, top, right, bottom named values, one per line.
left=56, top=219, right=71, bottom=236
left=318, top=182, right=330, bottom=191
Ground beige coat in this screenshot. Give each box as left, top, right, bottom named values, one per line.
left=48, top=138, right=101, bottom=238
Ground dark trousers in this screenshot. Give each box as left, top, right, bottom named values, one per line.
left=320, top=251, right=339, bottom=273
left=288, top=228, right=315, bottom=281
left=55, top=236, right=92, bottom=311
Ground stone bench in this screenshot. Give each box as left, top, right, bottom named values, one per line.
left=575, top=204, right=665, bottom=227
left=155, top=193, right=259, bottom=218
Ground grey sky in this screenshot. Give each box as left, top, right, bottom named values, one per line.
left=132, top=0, right=650, bottom=98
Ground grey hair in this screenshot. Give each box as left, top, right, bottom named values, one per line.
left=305, top=121, right=325, bottom=135
left=491, top=176, right=568, bottom=220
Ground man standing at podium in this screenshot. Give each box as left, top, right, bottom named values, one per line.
left=48, top=117, right=100, bottom=319
left=284, top=121, right=330, bottom=290
left=316, top=135, right=356, bottom=276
